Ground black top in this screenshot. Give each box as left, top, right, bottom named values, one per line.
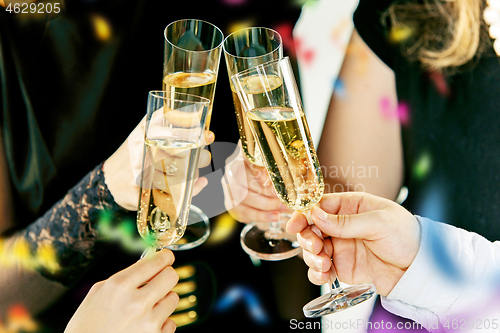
left=354, top=0, right=500, bottom=242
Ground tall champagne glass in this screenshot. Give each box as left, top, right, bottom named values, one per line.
left=231, top=57, right=376, bottom=317
left=163, top=19, right=223, bottom=250
left=137, top=91, right=210, bottom=258
left=223, top=27, right=300, bottom=260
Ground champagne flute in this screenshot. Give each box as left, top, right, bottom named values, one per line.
left=231, top=57, right=376, bottom=317
left=223, top=27, right=282, bottom=166
left=137, top=91, right=210, bottom=258
left=163, top=19, right=223, bottom=250
left=223, top=27, right=301, bottom=261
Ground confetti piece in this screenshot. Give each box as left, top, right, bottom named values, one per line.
left=273, top=23, right=296, bottom=57
left=293, top=0, right=319, bottom=7
left=428, top=221, right=463, bottom=283
left=90, top=14, right=112, bottom=42
left=331, top=18, right=351, bottom=49
left=345, top=43, right=369, bottom=75
left=205, top=212, right=237, bottom=245
left=379, top=96, right=410, bottom=125
left=6, top=304, right=39, bottom=332
left=227, top=19, right=257, bottom=35
left=215, top=285, right=270, bottom=325
left=413, top=151, right=432, bottom=180
left=428, top=71, right=451, bottom=97
left=96, top=214, right=149, bottom=253
left=300, top=48, right=315, bottom=66
left=294, top=37, right=315, bottom=66
left=388, top=24, right=414, bottom=44
left=11, top=238, right=35, bottom=270
left=333, top=78, right=347, bottom=99
left=36, top=243, right=60, bottom=273
left=0, top=235, right=61, bottom=273
left=220, top=0, right=247, bottom=5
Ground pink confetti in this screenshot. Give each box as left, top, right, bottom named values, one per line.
left=380, top=96, right=410, bottom=125
left=293, top=37, right=315, bottom=66
left=220, top=0, right=247, bottom=5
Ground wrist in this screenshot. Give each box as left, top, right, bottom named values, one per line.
left=102, top=149, right=138, bottom=211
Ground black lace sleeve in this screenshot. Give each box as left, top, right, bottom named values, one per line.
left=16, top=163, right=130, bottom=286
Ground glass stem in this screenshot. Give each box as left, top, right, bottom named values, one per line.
left=265, top=221, right=284, bottom=240
left=269, top=221, right=282, bottom=232
left=302, top=209, right=343, bottom=294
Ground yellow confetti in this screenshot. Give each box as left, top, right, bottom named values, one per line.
left=90, top=14, right=112, bottom=42
left=227, top=19, right=257, bottom=35
left=388, top=24, right=414, bottom=44
left=205, top=212, right=237, bottom=245
left=12, top=238, right=32, bottom=268
left=0, top=236, right=61, bottom=273
left=36, top=243, right=60, bottom=273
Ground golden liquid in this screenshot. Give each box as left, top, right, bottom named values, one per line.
left=246, top=107, right=324, bottom=211
left=231, top=74, right=283, bottom=166
left=136, top=139, right=200, bottom=247
left=163, top=72, right=217, bottom=129
left=231, top=88, right=264, bottom=166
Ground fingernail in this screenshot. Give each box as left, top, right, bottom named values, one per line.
left=313, top=206, right=328, bottom=222
left=314, top=256, right=323, bottom=271
left=305, top=239, right=314, bottom=253
left=313, top=270, right=324, bottom=281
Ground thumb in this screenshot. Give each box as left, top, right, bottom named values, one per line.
left=311, top=205, right=383, bottom=241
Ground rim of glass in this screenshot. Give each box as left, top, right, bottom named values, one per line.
left=222, top=26, right=282, bottom=59
left=230, top=56, right=289, bottom=82
left=164, top=19, right=224, bottom=54
left=148, top=90, right=211, bottom=105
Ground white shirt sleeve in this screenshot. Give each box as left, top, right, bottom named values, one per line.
left=381, top=216, right=500, bottom=333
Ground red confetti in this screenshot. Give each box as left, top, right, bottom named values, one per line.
left=273, top=23, right=296, bottom=58
left=293, top=37, right=315, bottom=66
left=8, top=304, right=30, bottom=320
left=428, top=71, right=450, bottom=97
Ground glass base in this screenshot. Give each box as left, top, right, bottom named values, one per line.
left=303, top=283, right=376, bottom=318
left=168, top=205, right=210, bottom=251
left=240, top=217, right=301, bottom=261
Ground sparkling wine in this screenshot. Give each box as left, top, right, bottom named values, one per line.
left=230, top=87, right=263, bottom=166
left=246, top=106, right=324, bottom=211
left=231, top=73, right=283, bottom=166
left=163, top=71, right=217, bottom=128
left=136, top=139, right=201, bottom=247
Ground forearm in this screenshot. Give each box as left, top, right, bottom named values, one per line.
left=382, top=216, right=500, bottom=332
left=318, top=29, right=403, bottom=200
left=0, top=163, right=130, bottom=313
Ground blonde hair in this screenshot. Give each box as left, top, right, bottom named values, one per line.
left=386, top=0, right=491, bottom=73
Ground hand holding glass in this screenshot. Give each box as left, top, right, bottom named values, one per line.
left=137, top=91, right=210, bottom=257
left=223, top=27, right=301, bottom=260
left=231, top=57, right=376, bottom=317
